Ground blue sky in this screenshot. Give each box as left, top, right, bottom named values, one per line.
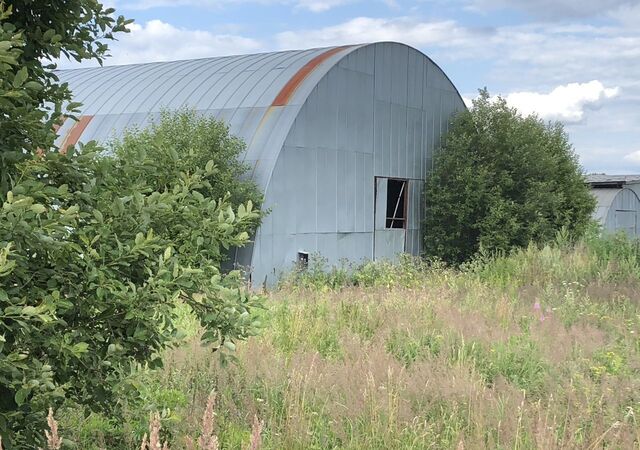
left=76, top=0, right=640, bottom=173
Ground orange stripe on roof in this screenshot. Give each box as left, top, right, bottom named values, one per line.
left=272, top=46, right=351, bottom=107
left=60, top=115, right=93, bottom=154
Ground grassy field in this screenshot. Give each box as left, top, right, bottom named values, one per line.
left=61, top=234, right=640, bottom=449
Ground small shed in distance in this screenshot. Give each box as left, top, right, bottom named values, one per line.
left=586, top=174, right=640, bottom=237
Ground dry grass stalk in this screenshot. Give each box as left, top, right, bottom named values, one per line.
left=149, top=413, right=162, bottom=449
left=45, top=408, right=62, bottom=450
left=246, top=415, right=264, bottom=450
left=198, top=390, right=219, bottom=450
left=0, top=434, right=3, bottom=450
left=134, top=390, right=260, bottom=450
left=140, top=413, right=169, bottom=450
left=184, top=436, right=196, bottom=450
left=587, top=421, right=622, bottom=450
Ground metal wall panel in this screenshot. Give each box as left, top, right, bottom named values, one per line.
left=375, top=177, right=388, bottom=231
left=374, top=229, right=405, bottom=261
left=373, top=99, right=389, bottom=175
left=614, top=210, right=636, bottom=235
left=390, top=45, right=409, bottom=106
left=316, top=148, right=338, bottom=233
left=296, top=147, right=317, bottom=233
left=179, top=60, right=252, bottom=109
left=105, top=62, right=191, bottom=114
left=407, top=49, right=425, bottom=110
left=355, top=152, right=366, bottom=232
left=364, top=156, right=375, bottom=232
left=408, top=107, right=423, bottom=180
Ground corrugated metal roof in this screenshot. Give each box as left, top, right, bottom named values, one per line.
left=55, top=45, right=362, bottom=188
left=586, top=174, right=640, bottom=186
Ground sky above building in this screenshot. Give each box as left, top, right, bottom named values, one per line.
left=65, top=0, right=640, bottom=174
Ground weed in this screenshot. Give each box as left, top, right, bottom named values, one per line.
left=54, top=235, right=640, bottom=449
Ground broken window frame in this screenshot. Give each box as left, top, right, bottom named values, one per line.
left=385, top=178, right=408, bottom=229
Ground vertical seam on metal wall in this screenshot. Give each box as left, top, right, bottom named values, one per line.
left=371, top=46, right=377, bottom=260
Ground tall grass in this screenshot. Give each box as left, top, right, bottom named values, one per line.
left=60, top=234, right=640, bottom=449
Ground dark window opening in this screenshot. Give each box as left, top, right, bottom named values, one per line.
left=386, top=179, right=407, bottom=229
left=297, top=251, right=309, bottom=270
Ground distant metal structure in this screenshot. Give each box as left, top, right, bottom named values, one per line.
left=56, top=42, right=465, bottom=285
left=586, top=174, right=640, bottom=237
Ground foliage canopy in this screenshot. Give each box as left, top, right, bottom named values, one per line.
left=0, top=0, right=131, bottom=194
left=423, top=89, right=596, bottom=264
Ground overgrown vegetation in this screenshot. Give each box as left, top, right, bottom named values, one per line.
left=57, top=233, right=640, bottom=449
left=1, top=1, right=635, bottom=449
left=0, top=110, right=264, bottom=448
left=0, top=3, right=265, bottom=446
left=423, top=89, right=596, bottom=264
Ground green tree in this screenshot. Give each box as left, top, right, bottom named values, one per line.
left=0, top=0, right=131, bottom=194
left=423, top=89, right=596, bottom=264
left=0, top=2, right=264, bottom=447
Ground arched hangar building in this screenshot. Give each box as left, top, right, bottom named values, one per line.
left=56, top=42, right=465, bottom=285
left=586, top=174, right=640, bottom=238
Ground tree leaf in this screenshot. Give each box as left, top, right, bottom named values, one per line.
left=30, top=204, right=46, bottom=214
left=12, top=66, right=27, bottom=88
left=15, top=389, right=29, bottom=406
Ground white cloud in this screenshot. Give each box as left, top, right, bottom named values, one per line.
left=469, top=0, right=640, bottom=19
left=274, top=17, right=640, bottom=89
left=295, top=0, right=354, bottom=12
left=624, top=150, right=640, bottom=164
left=504, top=81, right=620, bottom=123
left=103, top=20, right=262, bottom=65
left=609, top=2, right=640, bottom=27
left=121, top=0, right=354, bottom=12
left=276, top=16, right=481, bottom=49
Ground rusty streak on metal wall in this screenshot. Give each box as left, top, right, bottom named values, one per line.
left=271, top=46, right=352, bottom=106
left=60, top=115, right=93, bottom=153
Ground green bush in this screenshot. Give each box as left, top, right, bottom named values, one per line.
left=423, top=89, right=596, bottom=264
left=0, top=121, right=264, bottom=446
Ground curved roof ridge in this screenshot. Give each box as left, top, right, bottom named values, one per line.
left=55, top=46, right=342, bottom=73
